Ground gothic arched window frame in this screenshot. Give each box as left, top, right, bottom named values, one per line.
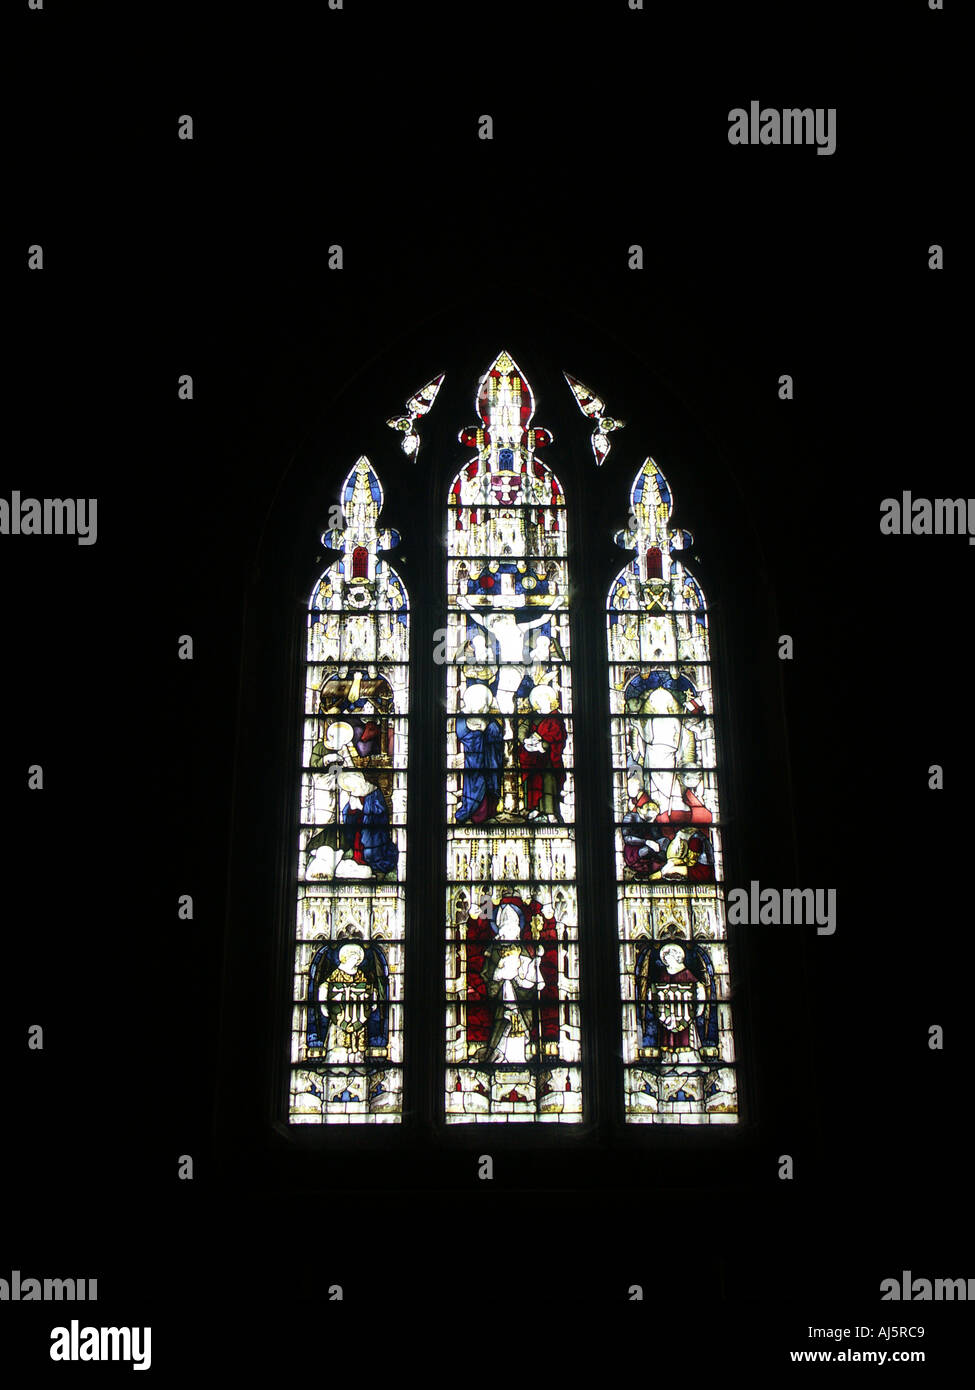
left=215, top=328, right=771, bottom=1177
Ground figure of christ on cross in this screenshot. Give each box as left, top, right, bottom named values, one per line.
left=456, top=594, right=563, bottom=714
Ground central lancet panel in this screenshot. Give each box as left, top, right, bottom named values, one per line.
left=444, top=352, right=582, bottom=1123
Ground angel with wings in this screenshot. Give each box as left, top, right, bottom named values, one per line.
left=307, top=934, right=390, bottom=1062
left=635, top=940, right=719, bottom=1061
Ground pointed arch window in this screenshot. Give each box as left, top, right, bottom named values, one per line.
left=443, top=352, right=581, bottom=1123
left=288, top=458, right=409, bottom=1125
left=277, top=356, right=744, bottom=1134
left=607, top=459, right=739, bottom=1123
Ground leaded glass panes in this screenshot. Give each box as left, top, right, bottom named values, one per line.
left=607, top=458, right=739, bottom=1124
left=445, top=352, right=582, bottom=1123
left=289, top=458, right=409, bottom=1124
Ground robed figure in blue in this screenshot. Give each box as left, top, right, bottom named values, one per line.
left=455, top=708, right=504, bottom=824
left=342, top=784, right=399, bottom=875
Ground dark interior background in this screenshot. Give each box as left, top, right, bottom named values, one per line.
left=6, top=0, right=967, bottom=1370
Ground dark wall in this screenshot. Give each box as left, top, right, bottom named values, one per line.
left=6, top=0, right=967, bottom=1366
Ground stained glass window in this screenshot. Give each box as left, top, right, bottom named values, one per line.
left=288, top=457, right=409, bottom=1124
left=283, top=362, right=744, bottom=1134
left=607, top=458, right=738, bottom=1123
left=444, top=352, right=582, bottom=1123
